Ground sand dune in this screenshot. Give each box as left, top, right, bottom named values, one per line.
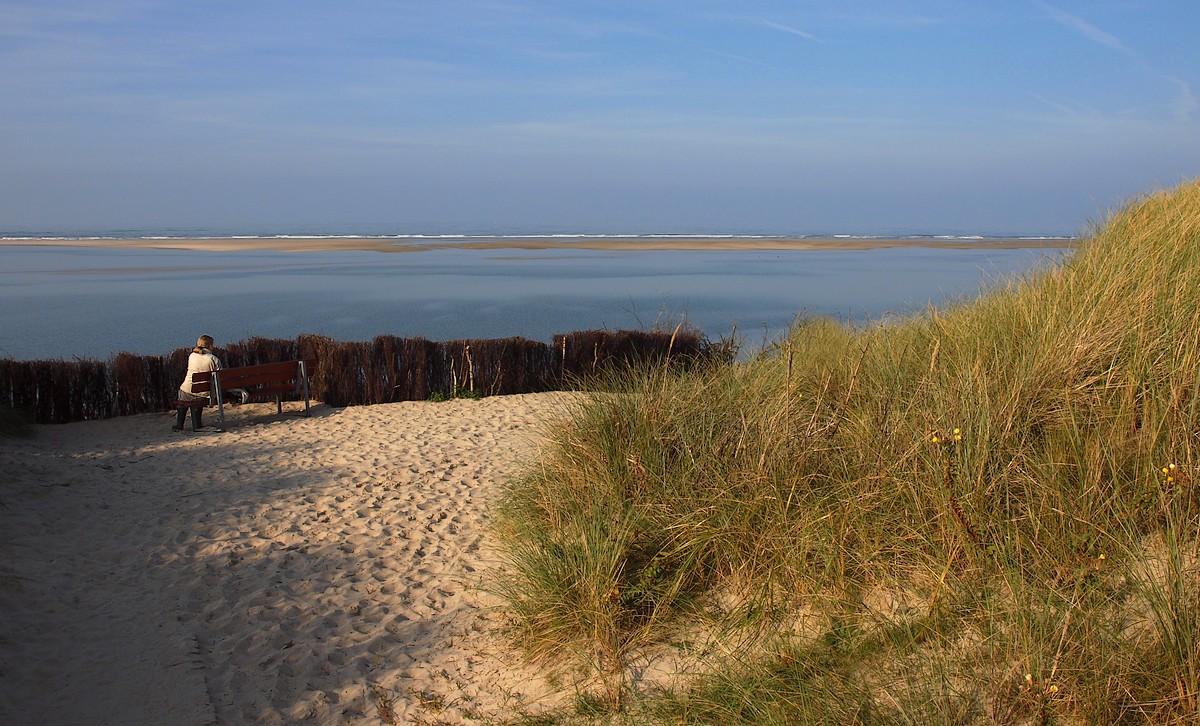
left=0, top=393, right=581, bottom=725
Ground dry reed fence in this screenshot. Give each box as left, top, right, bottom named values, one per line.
left=0, top=329, right=723, bottom=424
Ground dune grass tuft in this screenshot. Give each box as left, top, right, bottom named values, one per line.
left=494, top=179, right=1200, bottom=723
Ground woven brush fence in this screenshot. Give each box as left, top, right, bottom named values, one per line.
left=553, top=328, right=712, bottom=377
left=439, top=338, right=557, bottom=398
left=0, top=328, right=726, bottom=424
left=1, top=358, right=114, bottom=424
left=223, top=336, right=302, bottom=367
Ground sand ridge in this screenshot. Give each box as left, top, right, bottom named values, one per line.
left=0, top=235, right=1075, bottom=254
left=0, top=393, right=581, bottom=725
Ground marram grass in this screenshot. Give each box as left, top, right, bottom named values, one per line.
left=493, top=179, right=1200, bottom=724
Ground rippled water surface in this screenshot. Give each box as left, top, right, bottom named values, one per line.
left=0, top=245, right=1067, bottom=360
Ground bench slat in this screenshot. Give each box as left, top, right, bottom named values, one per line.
left=185, top=370, right=215, bottom=395
left=218, top=370, right=302, bottom=388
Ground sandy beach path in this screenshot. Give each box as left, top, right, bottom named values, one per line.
left=1, top=393, right=579, bottom=725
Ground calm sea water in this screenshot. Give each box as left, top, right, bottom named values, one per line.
left=0, top=244, right=1068, bottom=361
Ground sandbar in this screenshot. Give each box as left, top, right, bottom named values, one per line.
left=0, top=235, right=1076, bottom=254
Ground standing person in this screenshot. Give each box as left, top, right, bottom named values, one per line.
left=174, top=335, right=222, bottom=431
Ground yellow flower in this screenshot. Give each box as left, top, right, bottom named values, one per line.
left=953, top=428, right=962, bottom=441
left=931, top=435, right=940, bottom=444
left=1048, top=684, right=1059, bottom=694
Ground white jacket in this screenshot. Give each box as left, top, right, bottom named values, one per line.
left=178, top=349, right=222, bottom=399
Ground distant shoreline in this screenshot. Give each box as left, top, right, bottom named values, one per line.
left=0, top=235, right=1078, bottom=253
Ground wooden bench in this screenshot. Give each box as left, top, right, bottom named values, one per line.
left=174, top=359, right=315, bottom=431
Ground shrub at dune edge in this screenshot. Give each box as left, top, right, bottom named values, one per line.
left=493, top=179, right=1200, bottom=724
left=0, top=404, right=33, bottom=437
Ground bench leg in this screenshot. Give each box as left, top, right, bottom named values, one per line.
left=299, top=360, right=312, bottom=417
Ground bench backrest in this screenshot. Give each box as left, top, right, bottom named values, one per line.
left=188, top=370, right=215, bottom=395
left=216, top=360, right=312, bottom=390
left=186, top=359, right=313, bottom=394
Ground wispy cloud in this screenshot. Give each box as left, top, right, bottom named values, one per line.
left=1030, top=93, right=1093, bottom=119
left=761, top=20, right=819, bottom=42
left=824, top=11, right=943, bottom=29
left=1032, top=0, right=1196, bottom=123
left=1166, top=76, right=1199, bottom=121
left=1031, top=0, right=1132, bottom=56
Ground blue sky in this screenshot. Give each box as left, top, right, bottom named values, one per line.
left=2, top=1, right=1198, bottom=236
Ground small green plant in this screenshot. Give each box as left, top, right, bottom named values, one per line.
left=428, top=386, right=482, bottom=402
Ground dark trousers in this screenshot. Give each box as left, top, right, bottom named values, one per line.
left=175, top=405, right=203, bottom=430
